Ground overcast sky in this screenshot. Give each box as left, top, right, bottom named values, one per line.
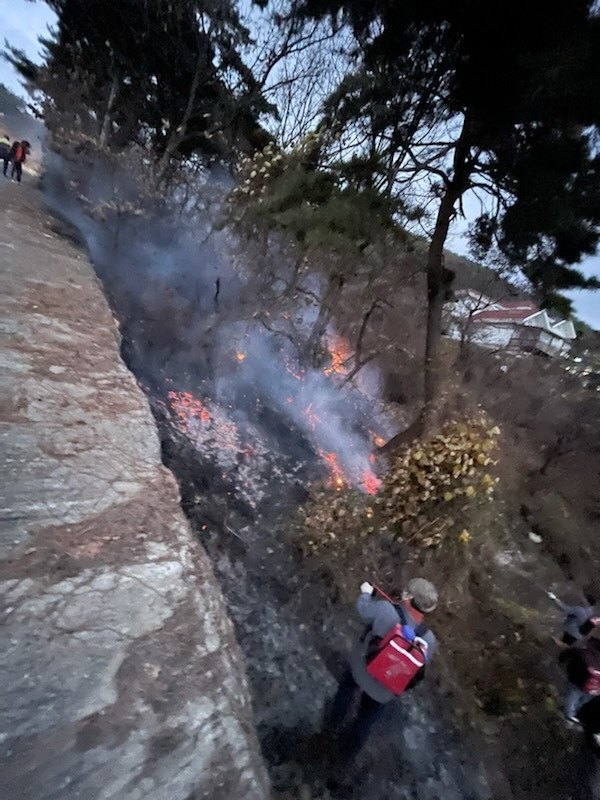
left=2, top=0, right=598, bottom=329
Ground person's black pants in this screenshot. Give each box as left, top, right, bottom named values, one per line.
left=562, top=632, right=577, bottom=646
left=11, top=161, right=22, bottom=182
left=327, top=667, right=386, bottom=759
left=2, top=157, right=10, bottom=176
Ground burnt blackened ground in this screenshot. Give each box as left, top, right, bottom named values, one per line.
left=152, top=416, right=494, bottom=800
left=39, top=159, right=600, bottom=800
left=115, top=341, right=600, bottom=800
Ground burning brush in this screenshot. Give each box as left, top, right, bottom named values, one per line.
left=163, top=326, right=387, bottom=506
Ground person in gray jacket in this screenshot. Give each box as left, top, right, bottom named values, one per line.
left=327, top=577, right=438, bottom=759
left=548, top=590, right=598, bottom=645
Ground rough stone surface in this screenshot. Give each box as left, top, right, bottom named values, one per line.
left=0, top=180, right=270, bottom=800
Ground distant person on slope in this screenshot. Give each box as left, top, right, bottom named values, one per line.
left=1, top=136, right=11, bottom=176
left=10, top=140, right=29, bottom=183
left=577, top=694, right=600, bottom=751
left=559, top=638, right=600, bottom=723
left=548, top=589, right=599, bottom=645
left=326, top=578, right=438, bottom=760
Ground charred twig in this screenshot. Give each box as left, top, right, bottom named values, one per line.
left=340, top=298, right=391, bottom=386
left=224, top=521, right=248, bottom=545
left=341, top=352, right=378, bottom=386
left=357, top=298, right=391, bottom=356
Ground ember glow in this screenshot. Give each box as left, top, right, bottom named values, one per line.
left=167, top=391, right=253, bottom=459
left=165, top=321, right=389, bottom=502
left=283, top=352, right=305, bottom=382
left=304, top=402, right=321, bottom=431
left=319, top=450, right=348, bottom=490
left=323, top=334, right=353, bottom=377
left=362, top=470, right=381, bottom=495
left=165, top=390, right=268, bottom=507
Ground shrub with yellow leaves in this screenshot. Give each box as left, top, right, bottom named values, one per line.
left=375, top=416, right=499, bottom=544
left=298, top=417, right=500, bottom=557
left=230, top=133, right=322, bottom=205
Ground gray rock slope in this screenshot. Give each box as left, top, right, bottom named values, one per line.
left=0, top=180, right=270, bottom=800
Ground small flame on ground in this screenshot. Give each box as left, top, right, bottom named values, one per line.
left=374, top=435, right=386, bottom=448
left=318, top=450, right=380, bottom=495
left=319, top=450, right=349, bottom=491
left=236, top=352, right=247, bottom=363
left=304, top=402, right=321, bottom=431
left=167, top=391, right=243, bottom=455
left=323, top=334, right=353, bottom=377
left=362, top=470, right=381, bottom=495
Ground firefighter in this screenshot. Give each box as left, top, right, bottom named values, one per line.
left=0, top=135, right=10, bottom=176
left=577, top=695, right=600, bottom=751
left=326, top=578, right=438, bottom=760
left=10, top=140, right=30, bottom=183
left=548, top=589, right=599, bottom=645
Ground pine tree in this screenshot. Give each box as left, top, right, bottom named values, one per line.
left=6, top=0, right=272, bottom=167
left=299, top=0, right=600, bottom=444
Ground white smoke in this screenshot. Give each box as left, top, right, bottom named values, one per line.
left=42, top=150, right=392, bottom=497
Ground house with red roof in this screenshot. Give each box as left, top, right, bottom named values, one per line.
left=444, top=289, right=577, bottom=357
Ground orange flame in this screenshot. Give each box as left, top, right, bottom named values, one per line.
left=168, top=389, right=382, bottom=498
left=304, top=402, right=321, bottom=431
left=362, top=470, right=381, bottom=495
left=167, top=391, right=243, bottom=455
left=236, top=352, right=246, bottom=363
left=323, top=334, right=352, bottom=377
left=319, top=450, right=349, bottom=491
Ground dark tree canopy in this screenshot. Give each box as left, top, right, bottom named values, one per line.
left=4, top=0, right=599, bottom=430
left=297, top=0, right=600, bottom=437
left=8, top=0, right=272, bottom=165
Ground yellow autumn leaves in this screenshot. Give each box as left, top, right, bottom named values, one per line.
left=231, top=139, right=301, bottom=202
left=299, top=417, right=500, bottom=555
left=376, top=417, right=500, bottom=540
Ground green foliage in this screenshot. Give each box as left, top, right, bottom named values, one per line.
left=230, top=133, right=403, bottom=254
left=301, top=0, right=600, bottom=344
left=298, top=418, right=500, bottom=558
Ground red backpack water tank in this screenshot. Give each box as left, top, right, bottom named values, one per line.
left=582, top=648, right=600, bottom=695
left=366, top=623, right=428, bottom=695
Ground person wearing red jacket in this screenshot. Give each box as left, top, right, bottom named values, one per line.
left=10, top=140, right=30, bottom=183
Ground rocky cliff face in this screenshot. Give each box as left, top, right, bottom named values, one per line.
left=0, top=181, right=270, bottom=800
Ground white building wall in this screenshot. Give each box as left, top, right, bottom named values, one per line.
left=471, top=324, right=514, bottom=348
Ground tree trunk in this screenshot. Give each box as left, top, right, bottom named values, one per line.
left=99, top=72, right=119, bottom=149
left=157, top=52, right=203, bottom=181
left=381, top=117, right=474, bottom=454
left=302, top=272, right=343, bottom=367
left=380, top=190, right=457, bottom=454
left=421, top=189, right=458, bottom=419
